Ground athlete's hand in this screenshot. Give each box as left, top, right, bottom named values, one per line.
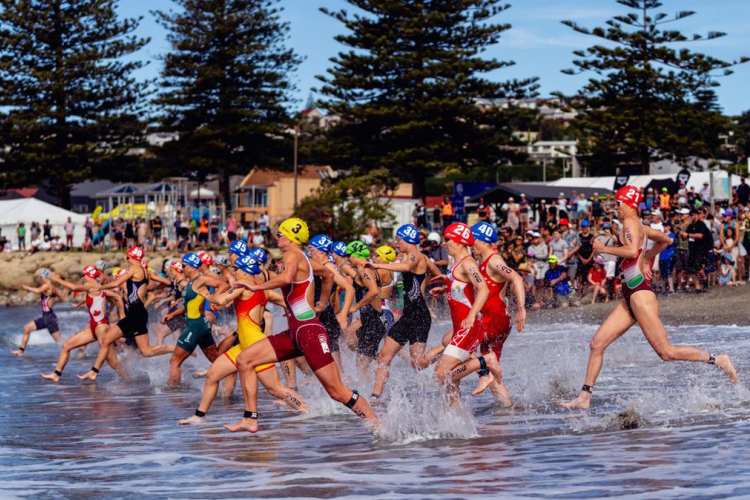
left=429, top=275, right=446, bottom=284
left=161, top=314, right=169, bottom=324
left=210, top=303, right=220, bottom=312
left=429, top=286, right=446, bottom=296
left=515, top=308, right=526, bottom=332
left=643, top=264, right=653, bottom=282
left=336, top=311, right=348, bottom=329
left=461, top=312, right=476, bottom=330
left=314, top=303, right=326, bottom=315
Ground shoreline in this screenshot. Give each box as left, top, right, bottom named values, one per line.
left=1, top=251, right=748, bottom=327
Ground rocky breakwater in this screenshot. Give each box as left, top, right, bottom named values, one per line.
left=0, top=252, right=176, bottom=306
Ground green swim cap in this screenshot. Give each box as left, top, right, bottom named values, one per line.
left=345, top=240, right=370, bottom=259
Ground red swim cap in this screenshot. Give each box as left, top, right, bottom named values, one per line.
left=82, top=265, right=101, bottom=279
left=197, top=251, right=214, bottom=266
left=615, top=186, right=642, bottom=210
left=444, top=222, right=475, bottom=246
left=127, top=246, right=144, bottom=261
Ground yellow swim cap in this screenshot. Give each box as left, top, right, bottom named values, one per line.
left=112, top=267, right=122, bottom=276
left=278, top=218, right=309, bottom=245
left=376, top=245, right=397, bottom=263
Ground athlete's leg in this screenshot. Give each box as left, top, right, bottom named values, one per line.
left=434, top=353, right=465, bottom=407
left=631, top=292, right=737, bottom=383
left=558, top=301, right=636, bottom=409
left=135, top=335, right=174, bottom=357
left=408, top=342, right=430, bottom=370
left=222, top=372, right=237, bottom=398
left=200, top=344, right=220, bottom=363
left=225, top=338, right=280, bottom=433
left=280, top=360, right=297, bottom=389
left=257, top=367, right=308, bottom=412
left=50, top=330, right=62, bottom=343
left=78, top=324, right=124, bottom=380
left=105, top=346, right=129, bottom=379
left=11, top=321, right=37, bottom=356
left=372, top=337, right=402, bottom=398
left=42, top=328, right=95, bottom=382
left=168, top=346, right=192, bottom=387
left=314, top=362, right=379, bottom=430
left=180, top=355, right=237, bottom=424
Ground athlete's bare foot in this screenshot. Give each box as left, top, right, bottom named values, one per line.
left=472, top=372, right=495, bottom=396
left=224, top=418, right=258, bottom=433
left=77, top=370, right=98, bottom=381
left=714, top=354, right=738, bottom=384
left=11, top=349, right=24, bottom=357
left=179, top=415, right=205, bottom=425
left=41, top=372, right=60, bottom=382
left=558, top=392, right=591, bottom=410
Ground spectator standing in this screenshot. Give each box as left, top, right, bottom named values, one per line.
left=700, top=182, right=712, bottom=205
left=209, top=216, right=220, bottom=248
left=124, top=219, right=135, bottom=247
left=659, top=188, right=671, bottom=220
left=198, top=217, right=209, bottom=249
left=674, top=208, right=691, bottom=290
left=659, top=222, right=677, bottom=294
left=576, top=193, right=590, bottom=222
left=64, top=217, right=75, bottom=249
left=252, top=230, right=265, bottom=248
left=677, top=182, right=688, bottom=207
left=476, top=198, right=490, bottom=224
left=17, top=223, right=26, bottom=251
left=30, top=222, right=40, bottom=242
left=506, top=197, right=520, bottom=233
left=152, top=215, right=163, bottom=241
left=737, top=177, right=750, bottom=206
left=440, top=197, right=454, bottom=229
left=43, top=219, right=52, bottom=239
left=572, top=220, right=595, bottom=298
left=518, top=194, right=530, bottom=232
left=137, top=218, right=149, bottom=248
left=84, top=217, right=94, bottom=242
left=595, top=222, right=618, bottom=299
left=258, top=211, right=270, bottom=239
left=683, top=208, right=710, bottom=292
left=226, top=214, right=237, bottom=242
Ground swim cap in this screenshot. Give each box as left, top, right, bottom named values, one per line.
left=346, top=240, right=370, bottom=259
left=396, top=224, right=420, bottom=245
left=182, top=253, right=203, bottom=269
left=127, top=246, right=144, bottom=261
left=249, top=247, right=268, bottom=264
left=197, top=251, right=213, bottom=266
left=40, top=268, right=51, bottom=279
left=235, top=255, right=261, bottom=275
left=209, top=266, right=221, bottom=275
left=82, top=265, right=101, bottom=279
left=214, top=255, right=231, bottom=267
left=375, top=245, right=397, bottom=263
left=471, top=222, right=498, bottom=244
left=331, top=241, right=348, bottom=257
left=444, top=223, right=474, bottom=246
left=169, top=261, right=184, bottom=273
left=615, top=186, right=642, bottom=210
left=309, top=234, right=333, bottom=253
left=278, top=218, right=309, bottom=245
left=229, top=240, right=249, bottom=257
left=94, top=260, right=108, bottom=271
left=111, top=267, right=122, bottom=276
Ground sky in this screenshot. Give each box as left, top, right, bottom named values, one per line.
left=119, top=0, right=750, bottom=115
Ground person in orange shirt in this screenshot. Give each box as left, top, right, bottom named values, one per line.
left=198, top=217, right=209, bottom=250
left=441, top=197, right=454, bottom=230
left=659, top=188, right=671, bottom=220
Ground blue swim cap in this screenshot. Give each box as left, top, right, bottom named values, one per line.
left=229, top=240, right=249, bottom=257
left=309, top=234, right=333, bottom=253
left=396, top=224, right=420, bottom=245
left=235, top=255, right=261, bottom=275
left=471, top=222, right=497, bottom=244
left=249, top=247, right=268, bottom=264
left=182, top=253, right=203, bottom=269
left=331, top=241, right=348, bottom=257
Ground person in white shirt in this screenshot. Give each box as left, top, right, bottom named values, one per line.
left=64, top=217, right=75, bottom=248
left=700, top=182, right=711, bottom=204
left=648, top=211, right=665, bottom=283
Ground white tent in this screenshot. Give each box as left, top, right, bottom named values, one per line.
left=0, top=198, right=88, bottom=250
left=188, top=187, right=217, bottom=199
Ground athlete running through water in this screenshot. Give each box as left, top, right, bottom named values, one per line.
left=178, top=254, right=308, bottom=425
left=449, top=221, right=526, bottom=405
left=11, top=269, right=65, bottom=356
left=560, top=186, right=738, bottom=410
left=369, top=224, right=441, bottom=402
left=162, top=253, right=225, bottom=387
left=426, top=223, right=489, bottom=406
left=225, top=218, right=379, bottom=433
left=77, top=247, right=175, bottom=381
left=41, top=266, right=128, bottom=382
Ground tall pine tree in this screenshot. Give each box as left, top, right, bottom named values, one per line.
left=0, top=0, right=149, bottom=208
left=562, top=0, right=748, bottom=175
left=317, top=0, right=537, bottom=200
left=153, top=0, right=302, bottom=210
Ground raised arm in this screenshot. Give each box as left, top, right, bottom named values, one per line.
left=489, top=254, right=526, bottom=332
left=48, top=273, right=90, bottom=292
left=462, top=259, right=488, bottom=329
left=372, top=250, right=418, bottom=273
left=101, top=266, right=137, bottom=290
left=594, top=220, right=641, bottom=260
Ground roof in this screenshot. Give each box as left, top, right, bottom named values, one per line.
left=468, top=183, right=611, bottom=204
left=239, top=166, right=335, bottom=188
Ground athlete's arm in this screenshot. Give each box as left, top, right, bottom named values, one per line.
left=194, top=274, right=231, bottom=295
left=22, top=284, right=43, bottom=294
left=351, top=267, right=379, bottom=313
left=489, top=254, right=526, bottom=331
left=203, top=286, right=244, bottom=306
left=643, top=226, right=672, bottom=261
left=148, top=269, right=171, bottom=286
left=105, top=290, right=126, bottom=320
left=311, top=260, right=334, bottom=313
left=162, top=305, right=186, bottom=323
left=266, top=290, right=286, bottom=308
left=372, top=250, right=418, bottom=273
left=594, top=220, right=640, bottom=259
left=247, top=252, right=299, bottom=291
left=101, top=266, right=137, bottom=290
left=47, top=274, right=90, bottom=292
left=462, top=259, right=488, bottom=329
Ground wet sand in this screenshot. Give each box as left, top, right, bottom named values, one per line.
left=530, top=284, right=750, bottom=327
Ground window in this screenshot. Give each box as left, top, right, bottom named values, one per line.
left=255, top=189, right=268, bottom=207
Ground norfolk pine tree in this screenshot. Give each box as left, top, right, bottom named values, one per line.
left=0, top=0, right=149, bottom=208
left=153, top=0, right=302, bottom=210
left=562, top=0, right=748, bottom=175
left=317, top=0, right=538, bottom=200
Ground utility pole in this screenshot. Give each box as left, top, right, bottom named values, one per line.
left=293, top=124, right=299, bottom=208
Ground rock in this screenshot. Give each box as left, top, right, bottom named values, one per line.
left=19, top=262, right=39, bottom=273
left=0, top=267, right=36, bottom=291
left=50, top=256, right=80, bottom=278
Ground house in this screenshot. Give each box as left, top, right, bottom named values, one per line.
left=233, top=166, right=337, bottom=227
left=528, top=141, right=581, bottom=177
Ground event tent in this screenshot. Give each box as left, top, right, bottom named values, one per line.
left=468, top=182, right=609, bottom=205
left=0, top=198, right=87, bottom=250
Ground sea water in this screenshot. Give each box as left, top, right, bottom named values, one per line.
left=1, top=303, right=750, bottom=499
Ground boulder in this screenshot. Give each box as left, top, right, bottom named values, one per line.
left=0, top=266, right=36, bottom=291
left=50, top=256, right=81, bottom=278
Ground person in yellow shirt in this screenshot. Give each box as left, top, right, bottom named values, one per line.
left=659, top=188, right=671, bottom=220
